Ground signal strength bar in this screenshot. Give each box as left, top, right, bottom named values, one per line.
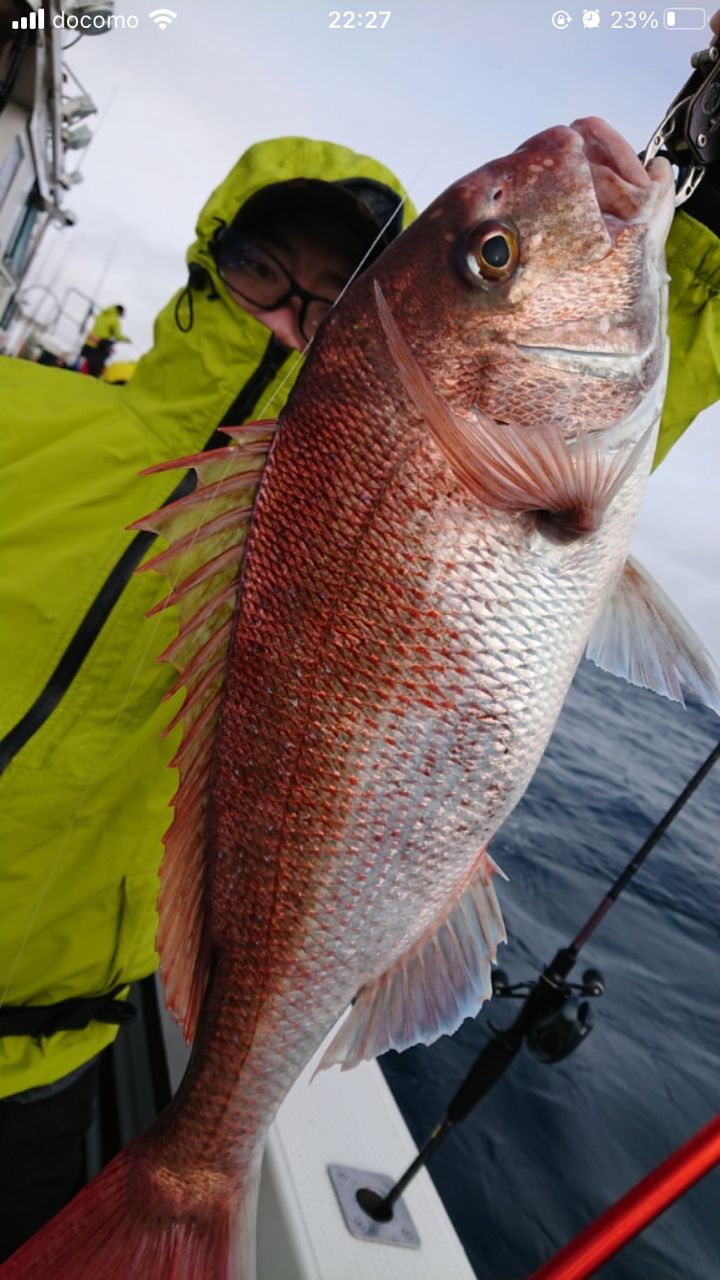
left=12, top=9, right=46, bottom=28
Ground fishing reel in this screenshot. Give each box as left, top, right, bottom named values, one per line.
left=490, top=966, right=605, bottom=1065
left=644, top=21, right=720, bottom=205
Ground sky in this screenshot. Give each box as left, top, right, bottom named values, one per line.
left=21, top=0, right=720, bottom=660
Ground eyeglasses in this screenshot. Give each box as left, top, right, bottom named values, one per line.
left=215, top=237, right=339, bottom=343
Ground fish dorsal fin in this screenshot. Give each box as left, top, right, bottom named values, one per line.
left=131, top=421, right=278, bottom=1042
left=317, top=850, right=507, bottom=1073
left=586, top=555, right=720, bottom=713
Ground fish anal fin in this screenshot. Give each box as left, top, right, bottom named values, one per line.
left=587, top=555, right=720, bottom=714
left=137, top=423, right=278, bottom=1041
left=318, top=849, right=507, bottom=1073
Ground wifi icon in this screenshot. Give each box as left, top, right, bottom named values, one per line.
left=149, top=7, right=177, bottom=29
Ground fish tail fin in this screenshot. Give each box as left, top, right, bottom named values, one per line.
left=1, top=1139, right=260, bottom=1280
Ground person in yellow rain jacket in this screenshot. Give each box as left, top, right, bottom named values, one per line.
left=0, top=135, right=415, bottom=1257
left=79, top=303, right=131, bottom=377
left=2, top=115, right=720, bottom=1256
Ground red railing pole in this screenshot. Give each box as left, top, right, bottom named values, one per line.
left=527, top=1115, right=720, bottom=1280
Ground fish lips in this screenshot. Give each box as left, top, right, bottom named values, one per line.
left=569, top=116, right=674, bottom=248
left=509, top=118, right=672, bottom=384
left=515, top=117, right=673, bottom=249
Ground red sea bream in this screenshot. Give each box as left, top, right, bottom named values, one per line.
left=6, top=118, right=719, bottom=1280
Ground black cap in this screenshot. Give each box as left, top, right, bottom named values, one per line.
left=231, top=177, right=405, bottom=264
left=334, top=177, right=405, bottom=243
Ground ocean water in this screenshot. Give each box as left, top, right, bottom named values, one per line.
left=381, top=658, right=719, bottom=1280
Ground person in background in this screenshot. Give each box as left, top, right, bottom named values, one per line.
left=0, top=135, right=414, bottom=1259
left=79, top=303, right=131, bottom=377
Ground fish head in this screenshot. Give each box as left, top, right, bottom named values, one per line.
left=374, top=117, right=674, bottom=447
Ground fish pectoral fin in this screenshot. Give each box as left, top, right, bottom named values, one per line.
left=132, top=420, right=279, bottom=1042
left=586, top=555, right=720, bottom=713
left=375, top=282, right=648, bottom=539
left=317, top=850, right=507, bottom=1074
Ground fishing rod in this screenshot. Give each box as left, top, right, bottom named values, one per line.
left=527, top=1113, right=720, bottom=1280
left=354, top=737, right=720, bottom=1229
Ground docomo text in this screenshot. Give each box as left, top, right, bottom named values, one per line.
left=52, top=11, right=140, bottom=29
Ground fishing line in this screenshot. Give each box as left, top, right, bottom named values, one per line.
left=328, top=116, right=465, bottom=316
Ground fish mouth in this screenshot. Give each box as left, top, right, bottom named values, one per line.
left=569, top=116, right=674, bottom=236
left=513, top=120, right=672, bottom=380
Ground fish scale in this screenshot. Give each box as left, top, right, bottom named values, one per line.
left=202, top=383, right=634, bottom=1056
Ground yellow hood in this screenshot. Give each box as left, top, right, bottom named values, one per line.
left=124, top=135, right=416, bottom=444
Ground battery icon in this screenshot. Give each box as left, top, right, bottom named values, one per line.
left=664, top=7, right=707, bottom=27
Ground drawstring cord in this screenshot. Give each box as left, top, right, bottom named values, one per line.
left=174, top=261, right=220, bottom=334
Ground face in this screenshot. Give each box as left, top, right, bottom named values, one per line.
left=234, top=224, right=366, bottom=351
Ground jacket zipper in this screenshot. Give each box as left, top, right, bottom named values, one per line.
left=0, top=336, right=290, bottom=775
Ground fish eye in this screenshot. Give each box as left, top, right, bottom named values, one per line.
left=460, top=220, right=519, bottom=284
